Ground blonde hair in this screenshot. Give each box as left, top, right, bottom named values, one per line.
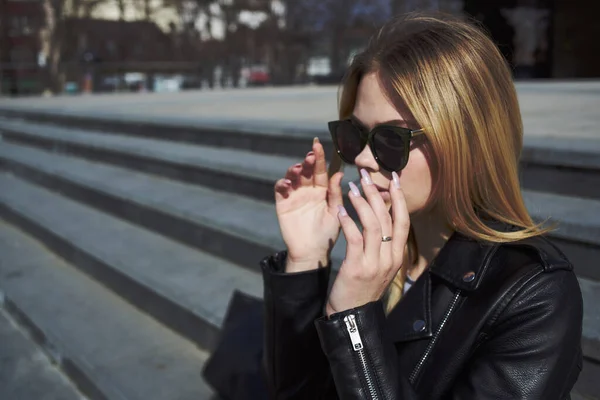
left=328, top=12, right=552, bottom=313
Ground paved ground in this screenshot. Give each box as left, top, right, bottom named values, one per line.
left=0, top=309, right=83, bottom=400
left=0, top=81, right=599, bottom=139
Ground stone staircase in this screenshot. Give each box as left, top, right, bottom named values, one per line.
left=0, top=111, right=598, bottom=399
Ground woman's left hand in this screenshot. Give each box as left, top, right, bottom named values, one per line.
left=325, top=169, right=411, bottom=318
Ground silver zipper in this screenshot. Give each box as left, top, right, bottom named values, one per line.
left=409, top=290, right=462, bottom=384
left=344, top=314, right=380, bottom=400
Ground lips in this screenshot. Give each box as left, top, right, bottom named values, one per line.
left=353, top=172, right=390, bottom=192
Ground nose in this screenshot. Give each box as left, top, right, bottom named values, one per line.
left=354, top=144, right=379, bottom=171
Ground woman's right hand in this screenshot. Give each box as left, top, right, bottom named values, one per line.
left=274, top=137, right=345, bottom=273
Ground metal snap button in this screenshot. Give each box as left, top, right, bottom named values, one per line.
left=463, top=271, right=476, bottom=282
left=413, top=320, right=426, bottom=332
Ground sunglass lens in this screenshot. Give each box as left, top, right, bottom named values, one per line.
left=334, top=120, right=363, bottom=163
left=372, top=128, right=407, bottom=171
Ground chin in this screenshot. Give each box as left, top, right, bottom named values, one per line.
left=407, top=202, right=434, bottom=218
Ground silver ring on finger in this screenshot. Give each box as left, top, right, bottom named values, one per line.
left=381, top=236, right=392, bottom=242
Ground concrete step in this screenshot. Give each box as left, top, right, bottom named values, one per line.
left=0, top=107, right=324, bottom=158
left=1, top=114, right=599, bottom=200
left=2, top=118, right=600, bottom=242
left=0, top=117, right=308, bottom=204
left=523, top=190, right=600, bottom=281
left=0, top=308, right=83, bottom=400
left=578, top=277, right=600, bottom=398
left=0, top=118, right=364, bottom=225
left=0, top=155, right=598, bottom=398
left=0, top=173, right=262, bottom=352
left=521, top=136, right=600, bottom=200
left=0, top=174, right=598, bottom=398
left=0, top=141, right=350, bottom=270
left=0, top=219, right=217, bottom=400
left=2, top=139, right=599, bottom=280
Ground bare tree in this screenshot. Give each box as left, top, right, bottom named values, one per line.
left=288, top=0, right=387, bottom=77
left=0, top=0, right=16, bottom=94
left=41, top=0, right=109, bottom=92
left=115, top=0, right=126, bottom=19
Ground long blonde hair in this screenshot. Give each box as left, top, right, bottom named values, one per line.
left=328, top=12, right=552, bottom=313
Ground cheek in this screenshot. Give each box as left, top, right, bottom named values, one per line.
left=398, top=148, right=433, bottom=213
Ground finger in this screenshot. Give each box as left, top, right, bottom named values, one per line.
left=284, top=163, right=303, bottom=189
left=327, top=171, right=345, bottom=210
left=359, top=169, right=393, bottom=263
left=359, top=169, right=393, bottom=235
left=274, top=178, right=293, bottom=201
left=299, top=150, right=316, bottom=187
left=337, top=205, right=363, bottom=262
left=313, top=137, right=328, bottom=188
left=389, top=172, right=410, bottom=266
left=347, top=181, right=381, bottom=261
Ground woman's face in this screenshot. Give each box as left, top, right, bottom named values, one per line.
left=351, top=72, right=433, bottom=214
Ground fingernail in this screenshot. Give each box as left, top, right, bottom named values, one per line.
left=294, top=163, right=302, bottom=168
left=307, top=151, right=314, bottom=157
left=284, top=179, right=292, bottom=184
left=348, top=181, right=361, bottom=196
left=313, top=137, right=320, bottom=144
left=360, top=168, right=373, bottom=185
left=392, top=171, right=400, bottom=189
left=337, top=205, right=347, bottom=216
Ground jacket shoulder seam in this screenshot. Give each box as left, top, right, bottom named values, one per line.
left=481, top=262, right=545, bottom=334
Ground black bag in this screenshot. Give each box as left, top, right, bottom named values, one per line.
left=202, top=290, right=269, bottom=400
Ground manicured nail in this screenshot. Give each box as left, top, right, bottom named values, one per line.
left=392, top=171, right=400, bottom=189
left=337, top=205, right=347, bottom=217
left=294, top=163, right=302, bottom=168
left=360, top=168, right=373, bottom=185
left=313, top=137, right=320, bottom=144
left=307, top=151, right=314, bottom=157
left=284, top=179, right=292, bottom=185
left=348, top=181, right=361, bottom=196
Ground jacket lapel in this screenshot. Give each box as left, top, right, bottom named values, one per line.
left=385, top=231, right=499, bottom=343
left=385, top=269, right=433, bottom=343
left=428, top=233, right=499, bottom=292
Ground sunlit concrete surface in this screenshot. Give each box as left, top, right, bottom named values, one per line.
left=0, top=81, right=598, bottom=139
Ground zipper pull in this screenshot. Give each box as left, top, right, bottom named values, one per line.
left=344, top=314, right=364, bottom=351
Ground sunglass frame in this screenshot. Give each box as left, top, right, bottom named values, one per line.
left=328, top=119, right=425, bottom=172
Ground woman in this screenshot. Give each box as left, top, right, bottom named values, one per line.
left=260, top=12, right=583, bottom=400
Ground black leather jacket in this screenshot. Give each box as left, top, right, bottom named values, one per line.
left=260, top=231, right=583, bottom=399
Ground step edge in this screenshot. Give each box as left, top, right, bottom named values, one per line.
left=0, top=198, right=224, bottom=351
left=2, top=147, right=597, bottom=254
left=0, top=290, right=128, bottom=400
left=2, top=109, right=600, bottom=168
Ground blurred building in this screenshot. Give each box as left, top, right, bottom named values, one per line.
left=58, top=18, right=175, bottom=91
left=2, top=0, right=598, bottom=96
left=392, top=0, right=463, bottom=14
left=0, top=0, right=45, bottom=95
left=464, top=0, right=599, bottom=78
left=91, top=0, right=177, bottom=32
left=395, top=0, right=599, bottom=79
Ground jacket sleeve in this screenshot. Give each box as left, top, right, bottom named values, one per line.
left=314, top=300, right=419, bottom=400
left=313, top=268, right=583, bottom=400
left=451, top=268, right=584, bottom=399
left=261, top=250, right=339, bottom=400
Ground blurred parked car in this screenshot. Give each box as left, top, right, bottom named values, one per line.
left=247, top=65, right=270, bottom=86
left=181, top=75, right=203, bottom=90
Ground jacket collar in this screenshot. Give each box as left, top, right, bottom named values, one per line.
left=384, top=218, right=572, bottom=343
left=385, top=231, right=499, bottom=343
left=428, top=231, right=500, bottom=292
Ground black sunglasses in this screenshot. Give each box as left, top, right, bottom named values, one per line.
left=328, top=118, right=425, bottom=172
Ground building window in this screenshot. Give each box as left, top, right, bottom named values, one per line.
left=107, top=40, right=116, bottom=56
left=9, top=15, right=32, bottom=36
